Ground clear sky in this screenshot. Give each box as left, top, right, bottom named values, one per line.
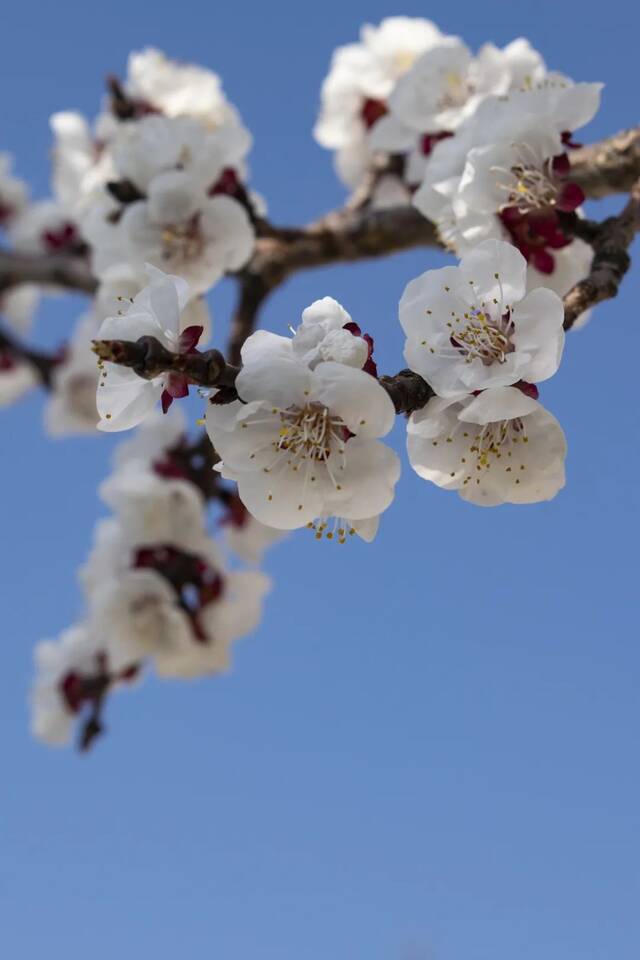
left=1, top=1, right=639, bottom=957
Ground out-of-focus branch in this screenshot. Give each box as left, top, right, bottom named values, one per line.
left=0, top=250, right=97, bottom=296
left=0, top=325, right=59, bottom=387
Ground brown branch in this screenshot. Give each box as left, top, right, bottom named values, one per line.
left=0, top=325, right=59, bottom=387
left=562, top=179, right=640, bottom=330
left=0, top=249, right=97, bottom=296
left=91, top=336, right=240, bottom=388
left=569, top=128, right=640, bottom=199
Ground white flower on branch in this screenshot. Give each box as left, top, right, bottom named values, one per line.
left=413, top=79, right=602, bottom=281
left=407, top=385, right=566, bottom=506
left=30, top=624, right=137, bottom=747
left=124, top=48, right=242, bottom=132
left=9, top=199, right=83, bottom=257
left=370, top=37, right=546, bottom=186
left=81, top=517, right=270, bottom=679
left=291, top=296, right=376, bottom=373
left=206, top=330, right=400, bottom=537
left=112, top=114, right=251, bottom=195
left=85, top=170, right=253, bottom=292
left=95, top=265, right=205, bottom=431
left=314, top=16, right=444, bottom=189
left=400, top=239, right=565, bottom=398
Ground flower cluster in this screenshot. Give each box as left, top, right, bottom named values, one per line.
left=31, top=409, right=273, bottom=747
left=400, top=239, right=567, bottom=505
left=315, top=18, right=546, bottom=197
left=315, top=19, right=600, bottom=322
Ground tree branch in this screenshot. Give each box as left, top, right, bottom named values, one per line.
left=562, top=178, right=640, bottom=330
left=0, top=325, right=59, bottom=387
left=0, top=249, right=97, bottom=296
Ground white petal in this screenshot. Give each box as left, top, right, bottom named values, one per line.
left=313, top=361, right=395, bottom=437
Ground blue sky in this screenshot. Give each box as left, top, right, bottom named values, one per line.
left=1, top=1, right=639, bottom=957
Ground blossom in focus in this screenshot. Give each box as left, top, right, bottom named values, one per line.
left=291, top=296, right=377, bottom=374
left=407, top=385, right=566, bottom=506
left=400, top=239, right=565, bottom=398
left=95, top=265, right=204, bottom=431
left=220, top=491, right=286, bottom=565
left=412, top=78, right=602, bottom=283
left=206, top=329, right=400, bottom=537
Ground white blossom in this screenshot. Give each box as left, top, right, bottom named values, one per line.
left=111, top=114, right=251, bottom=194
left=371, top=37, right=546, bottom=185
left=92, top=563, right=270, bottom=679
left=31, top=625, right=102, bottom=746
left=206, top=330, right=400, bottom=537
left=9, top=198, right=83, bottom=256
left=400, top=239, right=565, bottom=398
left=50, top=112, right=115, bottom=214
left=30, top=624, right=137, bottom=747
left=124, top=48, right=242, bottom=131
left=85, top=171, right=253, bottom=292
left=314, top=17, right=444, bottom=188
left=45, top=312, right=101, bottom=436
left=291, top=296, right=373, bottom=371
left=95, top=265, right=206, bottom=431
left=407, top=386, right=566, bottom=506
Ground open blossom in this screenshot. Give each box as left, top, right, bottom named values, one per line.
left=400, top=239, right=565, bottom=398
left=0, top=152, right=29, bottom=228
left=206, top=329, right=400, bottom=537
left=220, top=491, right=286, bottom=565
left=85, top=168, right=253, bottom=291
left=407, top=386, right=566, bottom=506
left=371, top=37, right=546, bottom=186
left=96, top=265, right=205, bottom=431
left=314, top=17, right=444, bottom=188
left=413, top=78, right=602, bottom=280
left=82, top=517, right=270, bottom=679
left=30, top=624, right=137, bottom=747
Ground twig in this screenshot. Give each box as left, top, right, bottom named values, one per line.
left=562, top=178, right=640, bottom=330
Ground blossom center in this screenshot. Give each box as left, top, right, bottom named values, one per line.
left=160, top=215, right=204, bottom=265
left=276, top=402, right=346, bottom=464
left=451, top=309, right=515, bottom=366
